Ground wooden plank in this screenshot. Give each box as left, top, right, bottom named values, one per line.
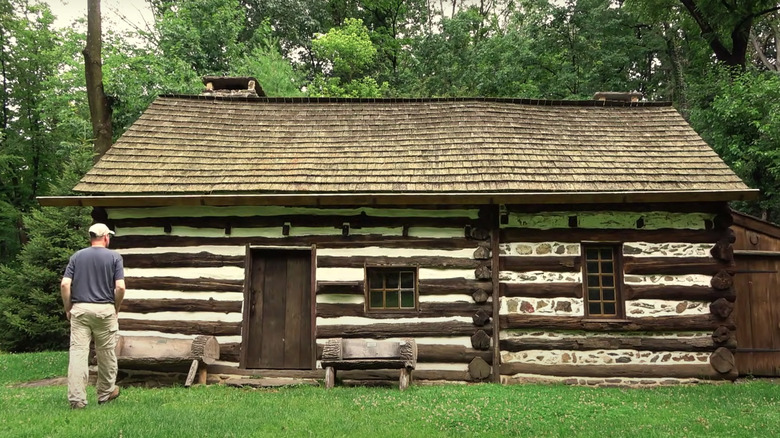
left=316, top=281, right=363, bottom=295
left=499, top=256, right=581, bottom=272
left=499, top=335, right=731, bottom=352
left=316, top=302, right=491, bottom=319
left=122, top=252, right=244, bottom=268
left=623, top=256, right=734, bottom=276
left=500, top=228, right=724, bottom=244
left=317, top=255, right=480, bottom=269
left=500, top=314, right=733, bottom=331
left=118, top=319, right=242, bottom=336
left=285, top=253, right=313, bottom=368
left=499, top=362, right=735, bottom=380
left=500, top=282, right=583, bottom=298
left=244, top=255, right=266, bottom=368
left=261, top=256, right=287, bottom=368
left=504, top=202, right=729, bottom=214
left=316, top=321, right=491, bottom=338
left=120, top=299, right=242, bottom=314
left=112, top=214, right=477, bottom=230
left=111, top=235, right=475, bottom=250
left=623, top=284, right=735, bottom=302
left=125, top=277, right=243, bottom=292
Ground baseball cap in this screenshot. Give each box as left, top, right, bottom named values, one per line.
left=88, top=223, right=115, bottom=238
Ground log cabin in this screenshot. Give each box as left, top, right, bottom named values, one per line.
left=39, top=77, right=761, bottom=386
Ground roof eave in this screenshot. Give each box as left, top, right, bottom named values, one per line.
left=37, top=189, right=760, bottom=208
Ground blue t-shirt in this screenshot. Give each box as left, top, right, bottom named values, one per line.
left=63, top=247, right=125, bottom=303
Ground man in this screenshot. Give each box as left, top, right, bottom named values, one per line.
left=61, top=223, right=125, bottom=409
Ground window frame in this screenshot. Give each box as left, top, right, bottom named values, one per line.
left=581, top=243, right=625, bottom=319
left=364, top=266, right=419, bottom=313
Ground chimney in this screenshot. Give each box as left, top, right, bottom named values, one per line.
left=202, top=76, right=266, bottom=97
left=592, top=91, right=643, bottom=103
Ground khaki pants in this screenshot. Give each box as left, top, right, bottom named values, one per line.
left=67, top=303, right=118, bottom=406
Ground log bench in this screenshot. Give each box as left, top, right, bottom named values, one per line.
left=115, top=335, right=220, bottom=387
left=321, top=338, right=417, bottom=390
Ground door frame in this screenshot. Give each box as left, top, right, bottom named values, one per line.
left=239, top=245, right=317, bottom=369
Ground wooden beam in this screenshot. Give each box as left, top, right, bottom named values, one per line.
left=122, top=252, right=245, bottom=269
left=316, top=302, right=492, bottom=319
left=121, top=299, right=242, bottom=314
left=125, top=277, right=244, bottom=292
left=500, top=282, right=583, bottom=298
left=111, top=235, right=474, bottom=250
left=119, top=319, right=242, bottom=336
left=623, top=257, right=734, bottom=276
left=500, top=228, right=724, bottom=244
left=623, top=284, right=736, bottom=302
left=499, top=256, right=581, bottom=272
left=316, top=321, right=491, bottom=338
left=499, top=335, right=734, bottom=352
left=500, top=314, right=733, bottom=331
left=499, top=362, right=736, bottom=380
left=318, top=255, right=480, bottom=269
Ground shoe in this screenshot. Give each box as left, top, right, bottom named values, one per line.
left=70, top=401, right=86, bottom=410
left=98, top=386, right=120, bottom=405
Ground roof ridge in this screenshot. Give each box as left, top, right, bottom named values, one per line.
left=156, top=94, right=673, bottom=107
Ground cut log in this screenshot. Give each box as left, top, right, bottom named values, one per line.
left=468, top=357, right=491, bottom=380
left=471, top=330, right=491, bottom=350
left=472, top=309, right=490, bottom=326
left=711, top=326, right=733, bottom=344
left=710, top=270, right=734, bottom=290
left=321, top=338, right=417, bottom=390
left=116, top=335, right=220, bottom=373
left=709, top=298, right=735, bottom=319
left=475, top=264, right=492, bottom=281
left=472, top=288, right=490, bottom=303
left=473, top=245, right=491, bottom=260
left=710, top=347, right=736, bottom=374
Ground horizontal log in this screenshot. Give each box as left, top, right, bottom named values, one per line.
left=316, top=302, right=492, bottom=319
left=205, top=365, right=476, bottom=382
left=500, top=314, right=733, bottom=331
left=121, top=299, right=242, bottom=314
left=119, top=319, right=242, bottom=336
left=220, top=342, right=241, bottom=363
left=317, top=321, right=492, bottom=338
left=118, top=357, right=204, bottom=372
left=500, top=282, right=583, bottom=298
left=503, top=202, right=729, bottom=214
left=318, top=255, right=480, bottom=269
left=112, top=235, right=474, bottom=250
left=623, top=284, right=736, bottom=301
left=125, top=277, right=244, bottom=292
left=420, top=278, right=493, bottom=294
left=122, top=252, right=244, bottom=269
left=321, top=359, right=413, bottom=370
left=623, top=257, right=734, bottom=276
left=499, top=362, right=736, bottom=380
left=208, top=365, right=324, bottom=378
left=112, top=214, right=480, bottom=231
left=499, top=335, right=733, bottom=353
left=416, top=344, right=493, bottom=364
left=499, top=256, right=581, bottom=272
left=500, top=228, right=724, bottom=244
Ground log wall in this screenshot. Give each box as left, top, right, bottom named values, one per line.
left=106, top=204, right=494, bottom=384
left=498, top=205, right=738, bottom=382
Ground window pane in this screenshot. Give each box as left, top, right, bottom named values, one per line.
left=587, top=262, right=600, bottom=273
left=600, top=248, right=613, bottom=260
left=586, top=248, right=599, bottom=260
left=368, top=271, right=383, bottom=289
left=602, top=288, right=615, bottom=301
left=588, top=288, right=601, bottom=301
left=370, top=291, right=383, bottom=308
left=385, top=290, right=399, bottom=308
left=602, top=262, right=614, bottom=273
left=603, top=302, right=616, bottom=315
left=587, top=275, right=600, bottom=287
left=401, top=272, right=414, bottom=288
left=386, top=273, right=399, bottom=289
left=400, top=290, right=415, bottom=308
left=589, top=302, right=602, bottom=315
left=602, top=275, right=614, bottom=287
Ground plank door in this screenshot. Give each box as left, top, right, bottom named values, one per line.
left=734, top=254, right=780, bottom=376
left=241, top=248, right=314, bottom=369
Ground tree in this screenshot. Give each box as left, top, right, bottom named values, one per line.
left=84, top=0, right=112, bottom=162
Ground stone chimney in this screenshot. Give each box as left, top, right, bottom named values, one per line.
left=202, top=76, right=266, bottom=97
left=592, top=91, right=643, bottom=103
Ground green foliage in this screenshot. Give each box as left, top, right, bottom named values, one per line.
left=689, top=68, right=780, bottom=221
left=313, top=18, right=377, bottom=81
left=0, top=144, right=93, bottom=352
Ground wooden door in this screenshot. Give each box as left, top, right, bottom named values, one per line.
left=734, top=254, right=780, bottom=376
left=241, top=248, right=314, bottom=369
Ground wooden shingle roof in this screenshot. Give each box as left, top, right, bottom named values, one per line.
left=73, top=95, right=752, bottom=198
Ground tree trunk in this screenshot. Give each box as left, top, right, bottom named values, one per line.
left=84, top=0, right=112, bottom=162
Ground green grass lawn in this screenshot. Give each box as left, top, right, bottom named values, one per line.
left=1, top=351, right=778, bottom=438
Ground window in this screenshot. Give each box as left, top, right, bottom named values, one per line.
left=366, top=267, right=417, bottom=310
left=583, top=245, right=623, bottom=318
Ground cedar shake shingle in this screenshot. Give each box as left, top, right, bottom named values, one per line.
left=74, top=96, right=750, bottom=195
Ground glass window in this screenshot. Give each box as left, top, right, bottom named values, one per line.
left=366, top=268, right=418, bottom=310
left=582, top=245, right=622, bottom=318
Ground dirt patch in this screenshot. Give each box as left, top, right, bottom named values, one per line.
left=9, top=377, right=67, bottom=388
